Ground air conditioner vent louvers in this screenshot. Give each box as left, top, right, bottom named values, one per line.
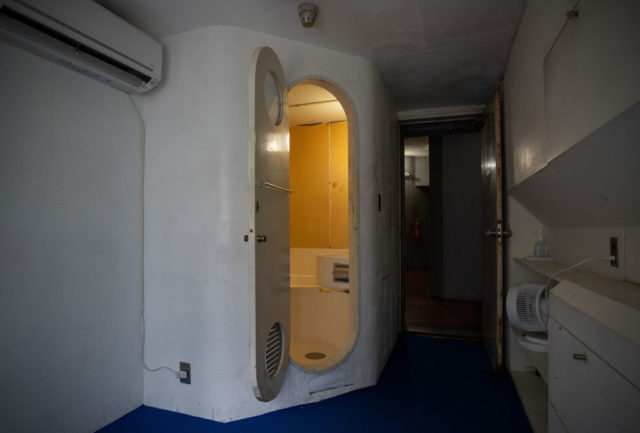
left=0, top=0, right=161, bottom=93
left=265, top=323, right=283, bottom=378
left=0, top=6, right=152, bottom=87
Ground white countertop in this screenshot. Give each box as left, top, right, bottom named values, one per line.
left=515, top=258, right=640, bottom=346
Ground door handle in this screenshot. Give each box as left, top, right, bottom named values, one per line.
left=484, top=222, right=512, bottom=240
left=572, top=353, right=587, bottom=361
left=260, top=181, right=292, bottom=194
left=256, top=234, right=267, bottom=242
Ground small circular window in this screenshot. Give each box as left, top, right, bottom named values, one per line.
left=263, top=71, right=283, bottom=126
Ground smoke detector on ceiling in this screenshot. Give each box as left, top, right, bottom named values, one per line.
left=298, top=2, right=318, bottom=28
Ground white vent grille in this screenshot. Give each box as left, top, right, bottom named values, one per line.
left=265, top=322, right=284, bottom=378
left=333, top=263, right=349, bottom=283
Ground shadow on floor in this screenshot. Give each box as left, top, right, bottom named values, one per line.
left=98, top=335, right=531, bottom=433
left=404, top=270, right=483, bottom=338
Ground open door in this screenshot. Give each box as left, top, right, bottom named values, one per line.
left=249, top=47, right=290, bottom=401
left=481, top=86, right=510, bottom=371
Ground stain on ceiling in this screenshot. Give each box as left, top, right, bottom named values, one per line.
left=98, top=0, right=525, bottom=112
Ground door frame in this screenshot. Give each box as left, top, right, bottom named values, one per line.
left=398, top=114, right=486, bottom=335
left=481, top=85, right=507, bottom=371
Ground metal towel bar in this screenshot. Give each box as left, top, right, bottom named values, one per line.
left=261, top=181, right=292, bottom=194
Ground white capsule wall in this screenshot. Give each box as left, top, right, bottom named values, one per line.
left=142, top=25, right=400, bottom=422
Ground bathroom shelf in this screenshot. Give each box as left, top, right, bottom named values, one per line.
left=514, top=258, right=640, bottom=307
left=514, top=257, right=640, bottom=346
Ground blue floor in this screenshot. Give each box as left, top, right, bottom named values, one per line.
left=99, top=335, right=532, bottom=433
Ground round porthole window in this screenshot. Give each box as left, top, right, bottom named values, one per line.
left=263, top=71, right=283, bottom=126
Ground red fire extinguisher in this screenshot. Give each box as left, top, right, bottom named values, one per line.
left=414, top=218, right=420, bottom=240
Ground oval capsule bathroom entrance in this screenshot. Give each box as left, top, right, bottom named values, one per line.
left=288, top=81, right=358, bottom=371
left=250, top=49, right=359, bottom=400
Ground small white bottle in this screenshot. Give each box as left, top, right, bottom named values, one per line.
left=534, top=230, right=549, bottom=258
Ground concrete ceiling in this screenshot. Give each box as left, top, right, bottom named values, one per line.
left=98, top=0, right=525, bottom=112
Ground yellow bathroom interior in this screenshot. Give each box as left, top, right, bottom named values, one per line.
left=290, top=121, right=349, bottom=249
left=288, top=83, right=352, bottom=369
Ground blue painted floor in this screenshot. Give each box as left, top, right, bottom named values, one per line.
left=99, top=335, right=532, bottom=433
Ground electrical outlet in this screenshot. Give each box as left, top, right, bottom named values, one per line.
left=179, top=362, right=191, bottom=384
left=610, top=237, right=618, bottom=268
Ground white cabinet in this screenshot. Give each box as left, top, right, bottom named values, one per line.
left=548, top=401, right=567, bottom=433
left=544, top=0, right=640, bottom=161
left=548, top=317, right=640, bottom=433
left=548, top=281, right=640, bottom=433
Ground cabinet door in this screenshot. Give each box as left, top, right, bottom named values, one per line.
left=544, top=0, right=640, bottom=159
left=548, top=318, right=640, bottom=433
left=548, top=401, right=568, bottom=433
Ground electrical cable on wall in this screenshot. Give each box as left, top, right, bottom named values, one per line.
left=128, top=94, right=185, bottom=380
left=541, top=254, right=615, bottom=323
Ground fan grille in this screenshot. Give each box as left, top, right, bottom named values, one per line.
left=265, top=322, right=284, bottom=378
left=516, top=288, right=539, bottom=325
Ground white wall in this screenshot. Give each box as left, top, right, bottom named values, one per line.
left=546, top=226, right=640, bottom=285
left=142, top=25, right=399, bottom=422
left=505, top=198, right=547, bottom=371
left=0, top=42, right=143, bottom=432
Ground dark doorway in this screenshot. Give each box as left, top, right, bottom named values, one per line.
left=400, top=116, right=485, bottom=338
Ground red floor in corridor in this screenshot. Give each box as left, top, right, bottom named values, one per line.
left=404, top=269, right=483, bottom=338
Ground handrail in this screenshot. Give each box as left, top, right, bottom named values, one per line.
left=260, top=181, right=292, bottom=194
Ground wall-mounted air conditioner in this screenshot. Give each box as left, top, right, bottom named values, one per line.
left=0, top=0, right=162, bottom=93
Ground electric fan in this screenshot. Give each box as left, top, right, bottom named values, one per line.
left=506, top=283, right=548, bottom=332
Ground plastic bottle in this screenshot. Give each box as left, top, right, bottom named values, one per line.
left=533, top=230, right=549, bottom=258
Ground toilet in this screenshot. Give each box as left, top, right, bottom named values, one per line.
left=515, top=331, right=548, bottom=352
